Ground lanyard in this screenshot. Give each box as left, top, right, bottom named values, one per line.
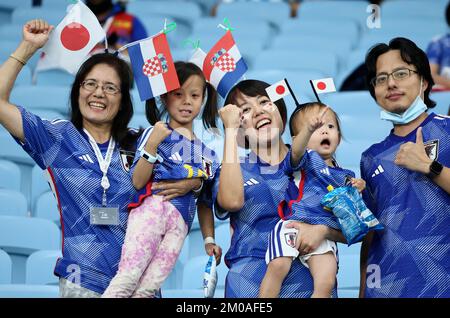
left=83, top=129, right=116, bottom=207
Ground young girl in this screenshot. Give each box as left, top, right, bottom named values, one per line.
left=103, top=61, right=222, bottom=298
left=259, top=102, right=366, bottom=298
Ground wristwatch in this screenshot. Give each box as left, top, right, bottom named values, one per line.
left=428, top=160, right=443, bottom=178
left=141, top=149, right=163, bottom=164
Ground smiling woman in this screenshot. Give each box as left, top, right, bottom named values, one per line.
left=0, top=19, right=201, bottom=298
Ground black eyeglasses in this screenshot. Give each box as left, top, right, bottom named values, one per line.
left=371, top=68, right=418, bottom=87
left=81, top=79, right=121, bottom=95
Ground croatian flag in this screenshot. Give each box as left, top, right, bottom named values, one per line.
left=128, top=33, right=180, bottom=101
left=202, top=31, right=247, bottom=98
left=36, top=0, right=105, bottom=74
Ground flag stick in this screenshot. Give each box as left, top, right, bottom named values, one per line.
left=309, top=80, right=322, bottom=103
left=284, top=78, right=300, bottom=107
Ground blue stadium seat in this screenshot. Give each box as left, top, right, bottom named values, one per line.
left=0, top=284, right=59, bottom=298
left=358, top=30, right=432, bottom=52
left=0, top=159, right=21, bottom=191
left=10, top=85, right=70, bottom=115
left=0, top=216, right=61, bottom=283
left=319, top=91, right=381, bottom=118
left=253, top=49, right=339, bottom=79
left=11, top=7, right=65, bottom=26
left=131, top=89, right=147, bottom=115
left=335, top=139, right=375, bottom=168
left=32, top=109, right=66, bottom=121
left=337, top=242, right=362, bottom=256
left=381, top=0, right=446, bottom=19
left=31, top=165, right=51, bottom=213
left=34, top=69, right=75, bottom=87
left=280, top=19, right=360, bottom=49
left=40, top=0, right=72, bottom=9
left=337, top=254, right=360, bottom=289
left=129, top=114, right=149, bottom=131
left=34, top=191, right=60, bottom=224
left=0, top=0, right=31, bottom=10
left=127, top=0, right=202, bottom=22
left=430, top=91, right=450, bottom=116
left=25, top=249, right=61, bottom=285
left=162, top=288, right=203, bottom=298
left=338, top=288, right=359, bottom=298
left=298, top=1, right=370, bottom=29
left=182, top=255, right=209, bottom=289
left=0, top=249, right=12, bottom=284
left=0, top=189, right=28, bottom=217
left=0, top=127, right=36, bottom=166
left=216, top=1, right=291, bottom=26
left=215, top=223, right=231, bottom=255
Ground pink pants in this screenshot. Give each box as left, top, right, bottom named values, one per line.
left=102, top=195, right=188, bottom=298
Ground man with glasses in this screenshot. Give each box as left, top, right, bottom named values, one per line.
left=359, top=37, right=450, bottom=298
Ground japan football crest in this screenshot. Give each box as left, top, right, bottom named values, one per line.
left=284, top=231, right=297, bottom=248
left=424, top=139, right=439, bottom=161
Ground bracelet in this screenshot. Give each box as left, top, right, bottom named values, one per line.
left=9, top=54, right=27, bottom=66
left=141, top=149, right=163, bottom=164
left=204, top=236, right=215, bottom=245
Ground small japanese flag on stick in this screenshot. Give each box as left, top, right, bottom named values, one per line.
left=266, top=78, right=300, bottom=107
left=266, top=79, right=290, bottom=102
left=310, top=77, right=336, bottom=102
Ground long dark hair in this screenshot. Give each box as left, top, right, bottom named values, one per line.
left=365, top=37, right=436, bottom=108
left=145, top=61, right=219, bottom=129
left=70, top=53, right=135, bottom=150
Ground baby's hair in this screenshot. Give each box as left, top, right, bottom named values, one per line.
left=145, top=61, right=219, bottom=129
left=289, top=102, right=343, bottom=139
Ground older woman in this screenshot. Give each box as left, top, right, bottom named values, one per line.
left=0, top=19, right=202, bottom=297
left=204, top=80, right=345, bottom=298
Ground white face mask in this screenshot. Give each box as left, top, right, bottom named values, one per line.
left=380, top=78, right=427, bottom=125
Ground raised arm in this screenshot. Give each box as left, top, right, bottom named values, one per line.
left=291, top=106, right=329, bottom=167
left=217, top=104, right=244, bottom=212
left=132, top=122, right=171, bottom=190
left=0, top=20, right=53, bottom=142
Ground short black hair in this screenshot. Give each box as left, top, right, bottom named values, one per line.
left=365, top=37, right=436, bottom=108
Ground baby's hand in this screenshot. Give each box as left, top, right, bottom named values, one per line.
left=305, top=106, right=329, bottom=133
left=351, top=178, right=366, bottom=193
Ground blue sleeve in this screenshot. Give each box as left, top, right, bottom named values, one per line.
left=426, top=37, right=443, bottom=65
left=15, top=106, right=65, bottom=169
left=280, top=147, right=304, bottom=175
left=198, top=165, right=229, bottom=220
left=360, top=152, right=377, bottom=215
left=131, top=16, right=148, bottom=42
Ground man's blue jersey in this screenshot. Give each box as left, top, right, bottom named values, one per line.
left=360, top=113, right=450, bottom=298
left=129, top=126, right=220, bottom=231
left=288, top=149, right=355, bottom=228
left=14, top=106, right=137, bottom=294
left=203, top=149, right=337, bottom=297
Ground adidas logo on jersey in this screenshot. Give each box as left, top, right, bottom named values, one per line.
left=244, top=178, right=259, bottom=187
left=320, top=167, right=330, bottom=176
left=371, top=165, right=384, bottom=177
left=169, top=152, right=183, bottom=162
left=78, top=154, right=94, bottom=163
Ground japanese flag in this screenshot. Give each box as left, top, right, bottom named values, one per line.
left=36, top=0, right=105, bottom=74
left=311, top=78, right=336, bottom=94
left=266, top=79, right=290, bottom=102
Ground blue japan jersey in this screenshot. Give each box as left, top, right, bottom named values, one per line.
left=129, top=126, right=220, bottom=231
left=14, top=106, right=137, bottom=294
left=202, top=149, right=338, bottom=298
left=360, top=113, right=450, bottom=298
left=288, top=150, right=356, bottom=229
